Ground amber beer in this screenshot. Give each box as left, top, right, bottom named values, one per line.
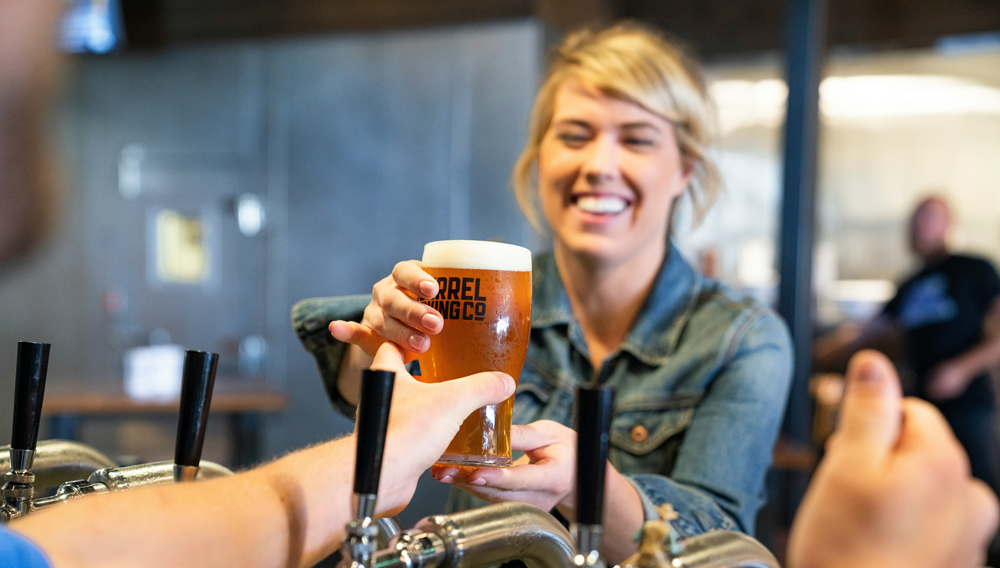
left=418, top=240, right=532, bottom=467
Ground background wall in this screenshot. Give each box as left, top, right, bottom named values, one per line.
left=0, top=20, right=541, bottom=524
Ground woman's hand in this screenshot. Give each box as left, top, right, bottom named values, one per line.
left=432, top=419, right=645, bottom=563
left=329, top=260, right=444, bottom=357
left=430, top=420, right=578, bottom=513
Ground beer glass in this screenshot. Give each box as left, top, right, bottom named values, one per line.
left=418, top=240, right=532, bottom=467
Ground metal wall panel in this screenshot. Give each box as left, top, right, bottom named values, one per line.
left=0, top=22, right=540, bottom=525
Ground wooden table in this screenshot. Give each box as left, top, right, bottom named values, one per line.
left=42, top=380, right=287, bottom=469
left=772, top=436, right=819, bottom=472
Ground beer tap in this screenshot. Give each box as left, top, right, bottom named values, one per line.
left=334, top=373, right=777, bottom=568
left=338, top=369, right=395, bottom=568
left=173, top=350, right=218, bottom=482
left=34, top=350, right=229, bottom=510
left=1, top=342, right=51, bottom=523
left=573, top=386, right=614, bottom=568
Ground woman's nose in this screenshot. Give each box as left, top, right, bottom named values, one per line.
left=582, top=136, right=618, bottom=184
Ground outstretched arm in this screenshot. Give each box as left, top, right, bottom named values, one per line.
left=926, top=297, right=1000, bottom=400
left=10, top=343, right=515, bottom=568
left=813, top=314, right=899, bottom=372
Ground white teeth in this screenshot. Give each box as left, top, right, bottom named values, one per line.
left=575, top=195, right=628, bottom=214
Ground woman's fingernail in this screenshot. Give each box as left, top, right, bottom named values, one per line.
left=419, top=280, right=437, bottom=298
left=469, top=477, right=486, bottom=486
left=439, top=476, right=454, bottom=484
left=422, top=313, right=442, bottom=331
left=409, top=335, right=426, bottom=351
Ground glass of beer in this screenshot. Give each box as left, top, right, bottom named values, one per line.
left=418, top=240, right=532, bottom=467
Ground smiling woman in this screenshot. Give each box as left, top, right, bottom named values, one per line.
left=295, top=21, right=792, bottom=565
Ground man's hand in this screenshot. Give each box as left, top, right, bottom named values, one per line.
left=925, top=358, right=973, bottom=401
left=368, top=342, right=515, bottom=516
left=788, top=350, right=999, bottom=568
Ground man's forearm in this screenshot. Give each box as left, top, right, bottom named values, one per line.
left=11, top=437, right=356, bottom=568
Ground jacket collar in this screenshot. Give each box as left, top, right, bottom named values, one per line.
left=530, top=243, right=701, bottom=366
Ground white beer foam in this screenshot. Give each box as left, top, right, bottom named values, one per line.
left=422, top=240, right=531, bottom=272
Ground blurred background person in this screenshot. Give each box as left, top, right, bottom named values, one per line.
left=0, top=0, right=62, bottom=266
left=816, top=195, right=1000, bottom=500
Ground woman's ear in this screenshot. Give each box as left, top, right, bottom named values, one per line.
left=679, top=153, right=696, bottom=190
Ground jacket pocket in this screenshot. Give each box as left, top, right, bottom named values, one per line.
left=512, top=370, right=551, bottom=425
left=610, top=394, right=701, bottom=459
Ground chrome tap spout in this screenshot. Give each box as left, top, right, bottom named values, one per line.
left=668, top=530, right=780, bottom=568
left=87, top=460, right=232, bottom=491
left=29, top=460, right=233, bottom=513
left=375, top=502, right=577, bottom=568
left=0, top=440, right=116, bottom=493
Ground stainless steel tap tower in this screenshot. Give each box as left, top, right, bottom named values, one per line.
left=1, top=345, right=232, bottom=522
left=573, top=386, right=614, bottom=568
left=338, top=368, right=395, bottom=568
left=335, top=372, right=783, bottom=568
left=1, top=342, right=50, bottom=523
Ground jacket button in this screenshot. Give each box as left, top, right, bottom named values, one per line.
left=631, top=425, right=648, bottom=443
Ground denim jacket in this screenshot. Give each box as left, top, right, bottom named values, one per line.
left=292, top=245, right=793, bottom=537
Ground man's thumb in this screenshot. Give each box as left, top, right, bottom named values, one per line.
left=443, top=371, right=516, bottom=416
left=835, top=349, right=903, bottom=462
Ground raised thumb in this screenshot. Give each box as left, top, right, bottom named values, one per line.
left=440, top=371, right=516, bottom=417
left=835, top=349, right=903, bottom=465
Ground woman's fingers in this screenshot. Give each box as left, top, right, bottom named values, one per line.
left=388, top=261, right=443, bottom=334
left=375, top=283, right=443, bottom=337
left=391, top=260, right=439, bottom=300
left=355, top=261, right=442, bottom=355
left=362, top=299, right=432, bottom=353
left=448, top=483, right=547, bottom=506
left=329, top=320, right=385, bottom=357
left=465, top=460, right=564, bottom=492
left=510, top=421, right=569, bottom=452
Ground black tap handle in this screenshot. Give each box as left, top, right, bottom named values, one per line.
left=354, top=369, right=395, bottom=496
left=11, top=342, right=51, bottom=452
left=174, top=350, right=219, bottom=468
left=576, top=386, right=614, bottom=527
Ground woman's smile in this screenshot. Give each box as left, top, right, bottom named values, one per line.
left=539, top=78, right=690, bottom=263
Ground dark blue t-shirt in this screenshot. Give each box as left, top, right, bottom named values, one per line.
left=883, top=254, right=1000, bottom=407
left=0, top=528, right=51, bottom=567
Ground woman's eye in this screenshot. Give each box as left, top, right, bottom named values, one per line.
left=624, top=137, right=654, bottom=147
left=557, top=133, right=589, bottom=145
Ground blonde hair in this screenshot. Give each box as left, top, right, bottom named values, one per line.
left=512, top=22, right=721, bottom=232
